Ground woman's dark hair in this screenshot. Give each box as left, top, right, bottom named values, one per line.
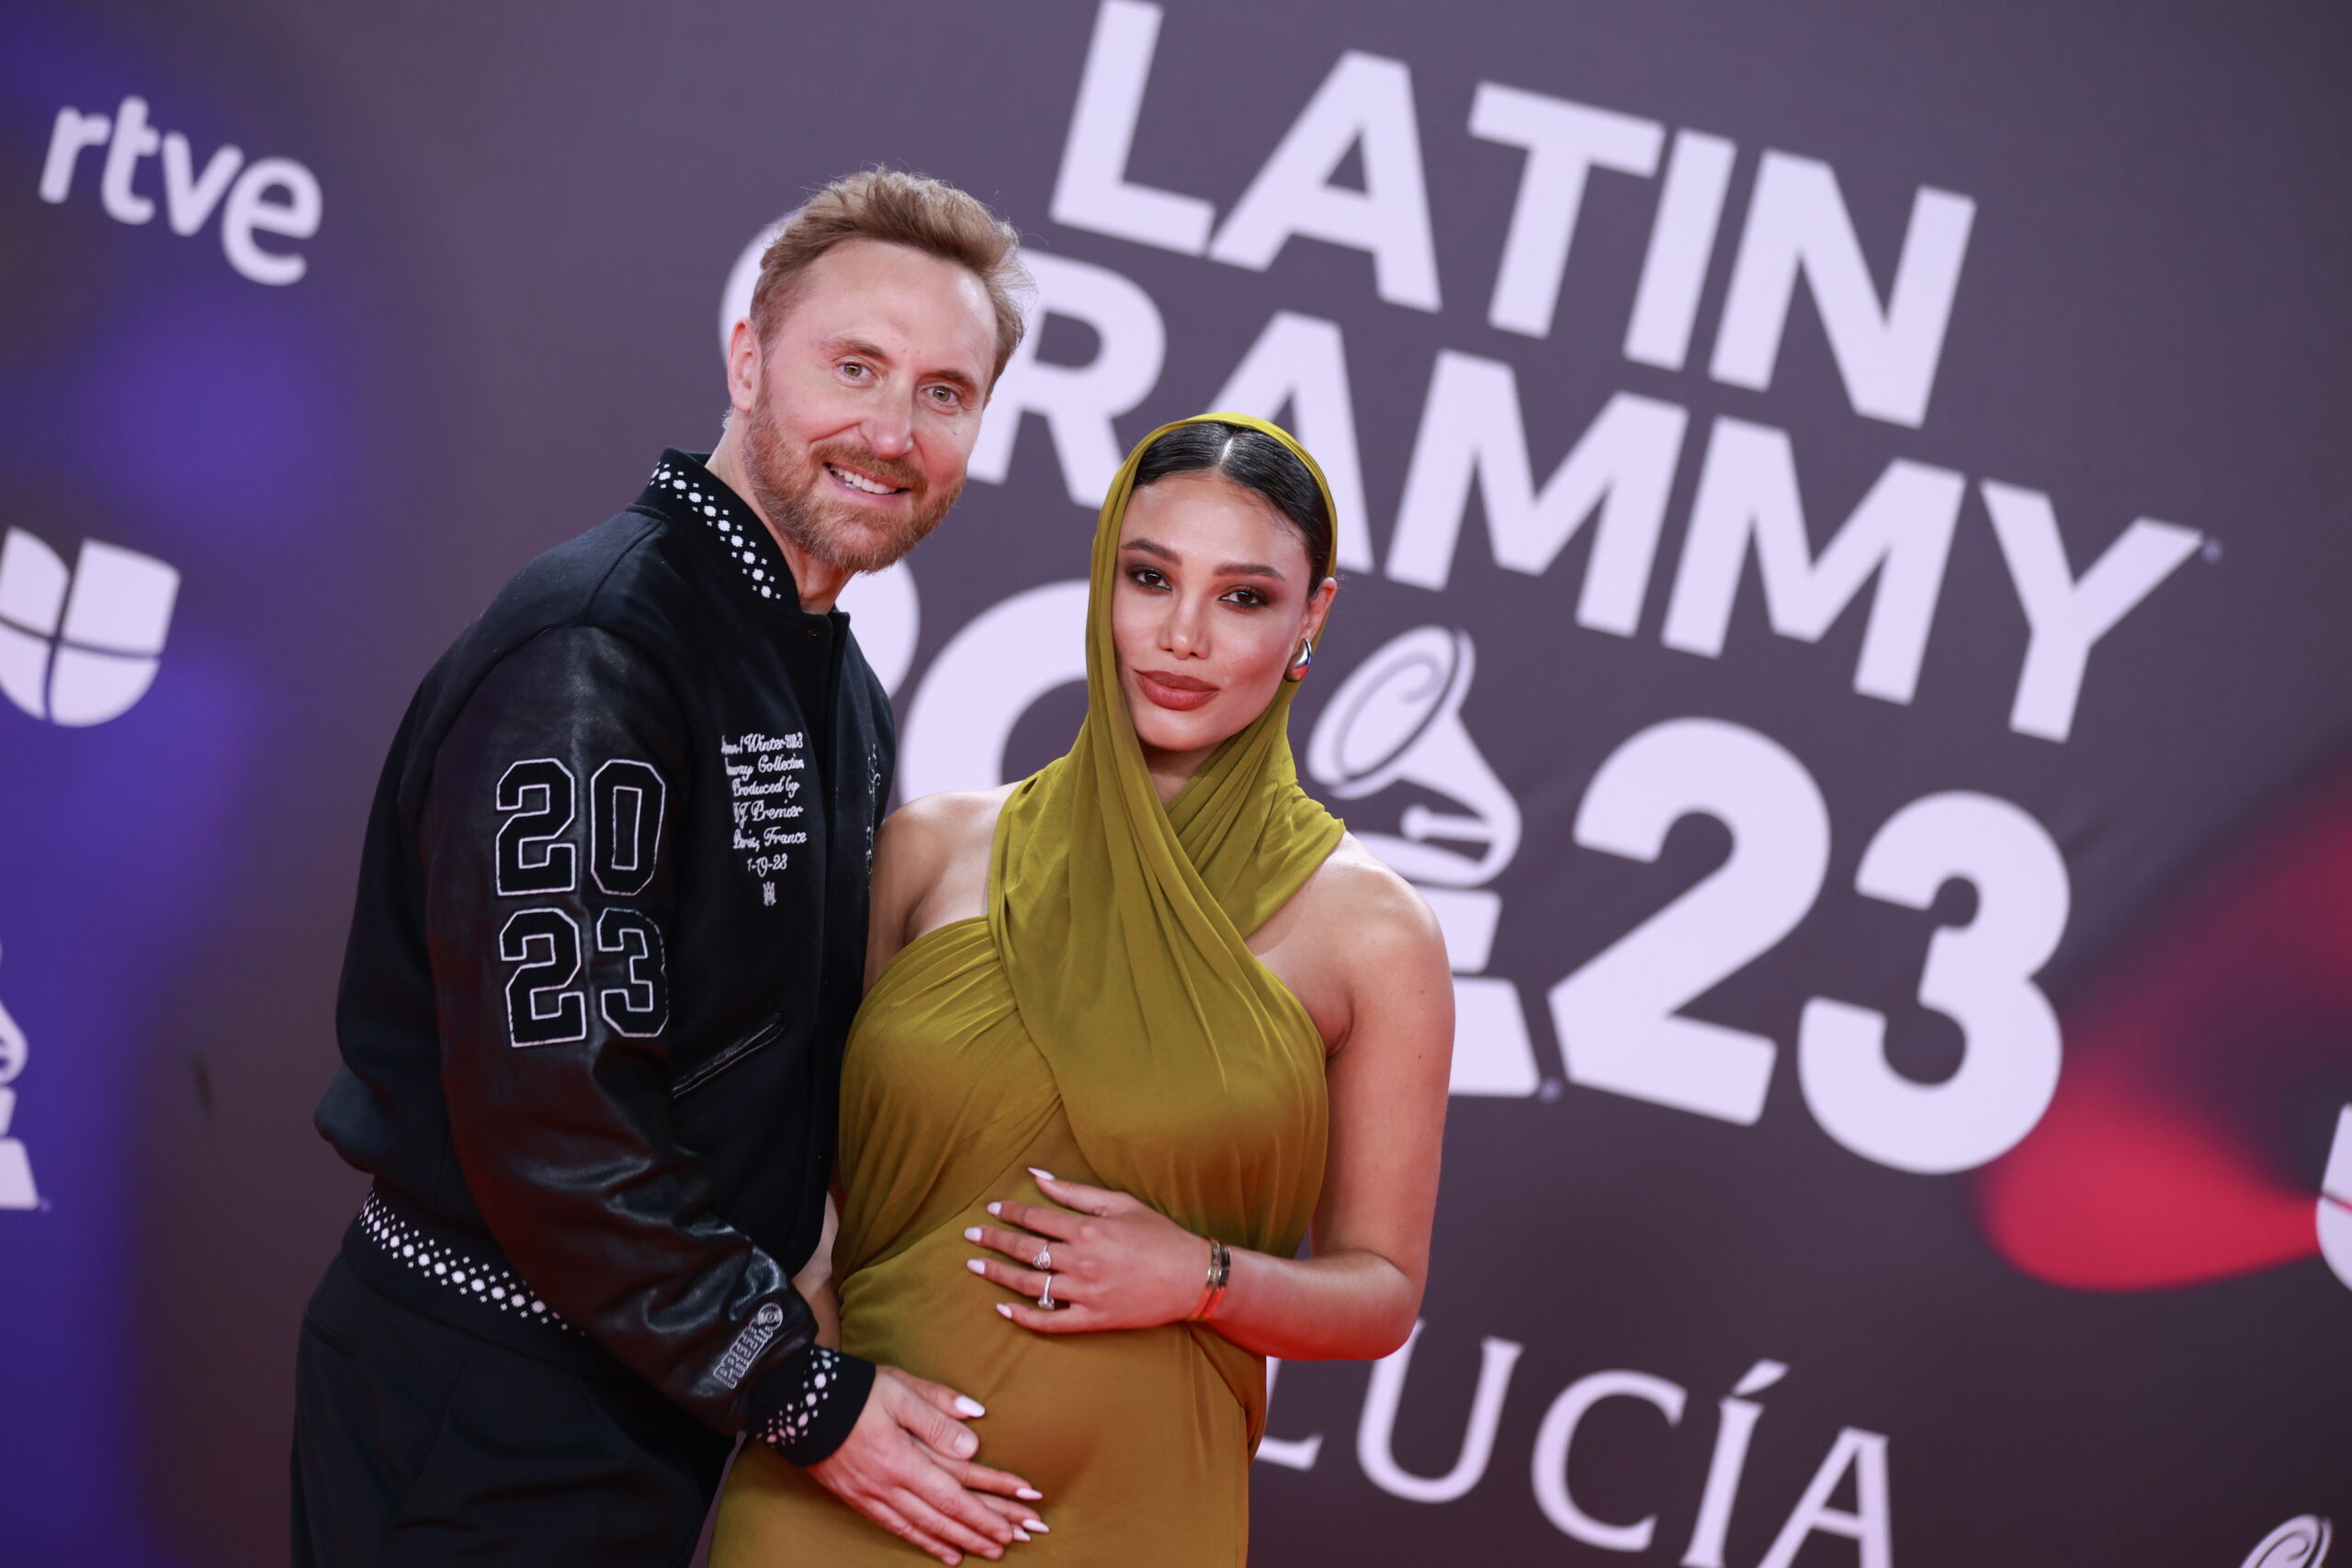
left=1132, top=422, right=1336, bottom=578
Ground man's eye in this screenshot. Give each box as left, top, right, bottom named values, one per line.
left=841, top=362, right=870, bottom=379
left=925, top=385, right=962, bottom=408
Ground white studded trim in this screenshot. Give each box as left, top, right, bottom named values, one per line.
left=357, top=1191, right=576, bottom=1334
left=752, top=1344, right=846, bottom=1450
left=651, top=460, right=782, bottom=602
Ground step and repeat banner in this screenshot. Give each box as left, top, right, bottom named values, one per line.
left=4, top=1, right=2348, bottom=1562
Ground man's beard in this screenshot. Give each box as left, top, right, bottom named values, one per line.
left=737, top=398, right=963, bottom=577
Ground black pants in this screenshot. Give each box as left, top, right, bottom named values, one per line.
left=290, top=1257, right=730, bottom=1567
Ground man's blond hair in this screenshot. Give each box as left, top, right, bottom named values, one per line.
left=749, top=169, right=1028, bottom=383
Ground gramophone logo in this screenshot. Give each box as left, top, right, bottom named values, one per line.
left=0, top=943, right=35, bottom=1211
left=1308, top=626, right=1539, bottom=1097
left=0, top=527, right=180, bottom=727
left=2241, top=1516, right=2331, bottom=1568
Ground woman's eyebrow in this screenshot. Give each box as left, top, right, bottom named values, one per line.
left=1121, top=537, right=1286, bottom=580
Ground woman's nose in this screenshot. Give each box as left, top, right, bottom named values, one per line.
left=1160, top=596, right=1207, bottom=657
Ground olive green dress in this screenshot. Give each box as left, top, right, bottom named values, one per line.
left=711, top=414, right=1344, bottom=1566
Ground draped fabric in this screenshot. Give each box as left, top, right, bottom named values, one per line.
left=988, top=412, right=1343, bottom=1445
left=715, top=413, right=1351, bottom=1568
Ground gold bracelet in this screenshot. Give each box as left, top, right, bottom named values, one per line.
left=1187, top=1237, right=1231, bottom=1322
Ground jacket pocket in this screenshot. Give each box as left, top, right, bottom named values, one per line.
left=671, top=1016, right=786, bottom=1100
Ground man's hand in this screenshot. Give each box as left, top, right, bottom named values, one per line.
left=805, top=1367, right=1046, bottom=1565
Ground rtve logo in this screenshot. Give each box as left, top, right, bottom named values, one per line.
left=39, top=95, right=322, bottom=286
left=0, top=528, right=179, bottom=727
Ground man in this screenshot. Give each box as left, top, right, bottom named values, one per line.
left=295, top=170, right=1039, bottom=1568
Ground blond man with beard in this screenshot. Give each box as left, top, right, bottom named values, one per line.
left=296, top=171, right=1046, bottom=1568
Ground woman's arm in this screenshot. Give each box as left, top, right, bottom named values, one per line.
left=827, top=788, right=1002, bottom=1325
left=861, top=788, right=1006, bottom=985
left=1205, top=870, right=1452, bottom=1359
left=792, top=1191, right=843, bottom=1350
left=967, top=859, right=1453, bottom=1361
left=862, top=805, right=938, bottom=986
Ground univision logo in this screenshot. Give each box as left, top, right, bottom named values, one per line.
left=0, top=942, right=34, bottom=1211
left=0, top=527, right=178, bottom=726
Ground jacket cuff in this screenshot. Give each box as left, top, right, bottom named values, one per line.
left=747, top=1344, right=876, bottom=1466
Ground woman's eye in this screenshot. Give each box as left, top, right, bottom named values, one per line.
left=1223, top=587, right=1268, bottom=608
left=1126, top=567, right=1168, bottom=590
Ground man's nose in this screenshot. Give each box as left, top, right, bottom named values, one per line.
left=861, top=388, right=916, bottom=460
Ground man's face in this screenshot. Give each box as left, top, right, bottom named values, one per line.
left=729, top=238, right=998, bottom=575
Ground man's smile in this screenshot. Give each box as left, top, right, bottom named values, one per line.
left=825, top=461, right=909, bottom=498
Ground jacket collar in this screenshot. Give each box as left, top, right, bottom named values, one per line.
left=638, top=449, right=831, bottom=625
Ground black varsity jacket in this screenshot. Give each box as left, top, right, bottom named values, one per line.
left=315, top=450, right=888, bottom=1458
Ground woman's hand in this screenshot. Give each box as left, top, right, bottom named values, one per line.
left=964, top=1169, right=1213, bottom=1333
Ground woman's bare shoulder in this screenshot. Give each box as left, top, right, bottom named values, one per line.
left=885, top=784, right=1019, bottom=848
left=1295, top=831, right=1448, bottom=968
left=868, top=785, right=1020, bottom=964
left=1266, top=832, right=1450, bottom=1059
left=876, top=784, right=1018, bottom=887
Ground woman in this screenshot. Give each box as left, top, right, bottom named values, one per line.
left=715, top=414, right=1453, bottom=1565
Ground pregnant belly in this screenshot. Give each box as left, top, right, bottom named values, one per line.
left=839, top=1224, right=1246, bottom=1504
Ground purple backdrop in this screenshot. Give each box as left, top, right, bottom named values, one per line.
left=4, top=1, right=2348, bottom=1563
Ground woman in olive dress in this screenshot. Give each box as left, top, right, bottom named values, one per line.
left=714, top=414, right=1453, bottom=1566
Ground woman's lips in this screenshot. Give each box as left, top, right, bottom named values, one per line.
left=1136, top=670, right=1219, bottom=711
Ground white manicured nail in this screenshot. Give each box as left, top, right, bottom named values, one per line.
left=1023, top=1518, right=1048, bottom=1534
left=963, top=1225, right=983, bottom=1242
left=1012, top=1529, right=1030, bottom=1543
left=1015, top=1487, right=1043, bottom=1502
left=955, top=1394, right=986, bottom=1417
left=966, top=1258, right=988, bottom=1275
left=996, top=1303, right=1013, bottom=1318
left=987, top=1201, right=1002, bottom=1216
left=1027, top=1168, right=1055, bottom=1182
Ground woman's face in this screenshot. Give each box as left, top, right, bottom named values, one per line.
left=1111, top=468, right=1336, bottom=763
